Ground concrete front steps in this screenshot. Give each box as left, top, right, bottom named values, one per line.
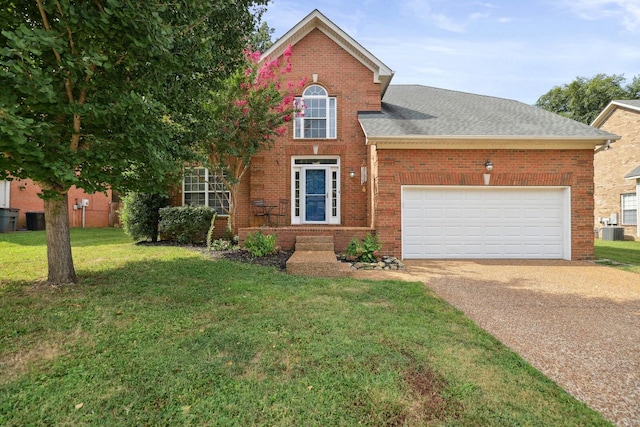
left=285, top=236, right=351, bottom=277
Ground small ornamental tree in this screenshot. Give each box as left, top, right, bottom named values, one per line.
left=200, top=45, right=305, bottom=234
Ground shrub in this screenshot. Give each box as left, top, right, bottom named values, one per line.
left=159, top=205, right=215, bottom=244
left=120, top=192, right=169, bottom=242
left=345, top=233, right=381, bottom=263
left=244, top=230, right=276, bottom=257
left=207, top=238, right=236, bottom=252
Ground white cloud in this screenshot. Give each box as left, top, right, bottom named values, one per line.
left=399, top=0, right=492, bottom=33
left=562, top=0, right=640, bottom=32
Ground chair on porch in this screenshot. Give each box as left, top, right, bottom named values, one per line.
left=274, top=198, right=289, bottom=227
left=250, top=199, right=267, bottom=226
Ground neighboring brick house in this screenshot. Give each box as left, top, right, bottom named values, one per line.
left=0, top=178, right=114, bottom=230
left=592, top=100, right=640, bottom=240
left=174, top=9, right=617, bottom=260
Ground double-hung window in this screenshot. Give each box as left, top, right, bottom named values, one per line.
left=183, top=167, right=229, bottom=215
left=294, top=85, right=336, bottom=139
left=621, top=193, right=637, bottom=225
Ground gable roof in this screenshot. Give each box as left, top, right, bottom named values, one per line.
left=625, top=165, right=640, bottom=180
left=358, top=85, right=619, bottom=149
left=261, top=9, right=394, bottom=96
left=591, top=99, right=640, bottom=128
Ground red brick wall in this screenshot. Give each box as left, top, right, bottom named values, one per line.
left=594, top=107, right=639, bottom=240
left=169, top=29, right=381, bottom=239
left=244, top=29, right=380, bottom=228
left=375, top=148, right=595, bottom=260
left=9, top=178, right=112, bottom=229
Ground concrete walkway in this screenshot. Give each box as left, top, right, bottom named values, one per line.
left=352, top=260, right=640, bottom=426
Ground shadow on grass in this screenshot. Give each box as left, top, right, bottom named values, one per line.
left=0, top=254, right=616, bottom=426
left=595, top=239, right=640, bottom=268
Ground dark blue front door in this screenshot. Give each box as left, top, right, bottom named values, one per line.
left=305, top=169, right=326, bottom=222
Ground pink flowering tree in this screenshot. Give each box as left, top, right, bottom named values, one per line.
left=200, top=45, right=305, bottom=235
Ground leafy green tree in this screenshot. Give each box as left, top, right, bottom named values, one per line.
left=248, top=21, right=275, bottom=52
left=199, top=45, right=304, bottom=234
left=0, top=0, right=267, bottom=285
left=535, top=73, right=640, bottom=124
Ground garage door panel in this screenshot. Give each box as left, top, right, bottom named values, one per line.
left=402, top=187, right=569, bottom=260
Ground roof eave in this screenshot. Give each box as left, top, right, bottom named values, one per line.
left=365, top=135, right=617, bottom=150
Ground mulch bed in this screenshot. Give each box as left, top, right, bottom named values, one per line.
left=136, top=240, right=293, bottom=271
left=219, top=248, right=293, bottom=271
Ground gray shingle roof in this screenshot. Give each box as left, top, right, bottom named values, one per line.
left=359, top=85, right=617, bottom=139
left=612, top=99, right=640, bottom=109
left=625, top=165, right=640, bottom=179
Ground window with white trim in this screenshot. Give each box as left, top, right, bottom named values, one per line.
left=294, top=85, right=336, bottom=139
left=183, top=167, right=229, bottom=215
left=621, top=193, right=637, bottom=225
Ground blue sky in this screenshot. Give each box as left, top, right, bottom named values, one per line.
left=261, top=0, right=640, bottom=104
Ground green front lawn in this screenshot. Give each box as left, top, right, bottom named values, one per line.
left=595, top=239, right=640, bottom=273
left=0, top=229, right=611, bottom=426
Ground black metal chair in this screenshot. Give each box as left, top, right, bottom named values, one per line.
left=274, top=198, right=289, bottom=227
left=250, top=199, right=267, bottom=226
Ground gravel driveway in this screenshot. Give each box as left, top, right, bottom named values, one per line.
left=355, top=260, right=640, bottom=426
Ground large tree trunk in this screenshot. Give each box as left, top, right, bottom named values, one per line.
left=44, top=195, right=76, bottom=285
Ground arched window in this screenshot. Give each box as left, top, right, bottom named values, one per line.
left=294, top=85, right=337, bottom=139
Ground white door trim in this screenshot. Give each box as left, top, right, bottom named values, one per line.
left=291, top=156, right=341, bottom=225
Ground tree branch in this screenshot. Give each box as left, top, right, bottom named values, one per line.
left=93, top=0, right=104, bottom=13
left=36, top=0, right=62, bottom=63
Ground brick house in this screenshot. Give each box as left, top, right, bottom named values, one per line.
left=174, top=9, right=617, bottom=260
left=0, top=178, right=114, bottom=230
left=592, top=100, right=640, bottom=240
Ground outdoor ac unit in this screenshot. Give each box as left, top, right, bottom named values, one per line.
left=601, top=227, right=624, bottom=241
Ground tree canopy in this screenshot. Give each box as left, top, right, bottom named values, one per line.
left=0, top=0, right=268, bottom=284
left=199, top=45, right=304, bottom=234
left=535, top=73, right=640, bottom=124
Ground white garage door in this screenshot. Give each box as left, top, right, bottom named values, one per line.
left=402, top=186, right=570, bottom=260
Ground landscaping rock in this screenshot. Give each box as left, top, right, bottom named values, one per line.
left=338, top=254, right=406, bottom=271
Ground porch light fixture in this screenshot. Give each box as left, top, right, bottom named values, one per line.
left=485, top=160, right=493, bottom=172
left=349, top=168, right=356, bottom=178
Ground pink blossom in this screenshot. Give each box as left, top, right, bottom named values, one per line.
left=282, top=94, right=294, bottom=105
left=245, top=50, right=260, bottom=64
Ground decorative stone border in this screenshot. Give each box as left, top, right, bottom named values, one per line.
left=337, top=255, right=406, bottom=271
